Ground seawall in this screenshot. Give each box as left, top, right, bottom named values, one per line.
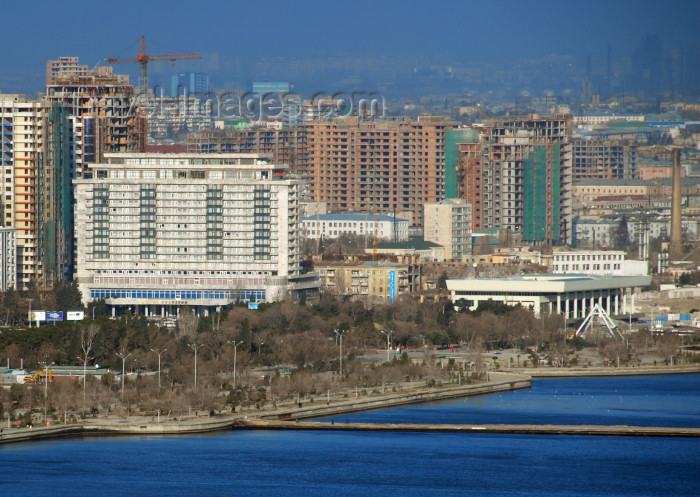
left=240, top=419, right=700, bottom=437
left=3, top=369, right=699, bottom=445
left=0, top=373, right=529, bottom=445
left=522, top=365, right=700, bottom=378
left=0, top=417, right=237, bottom=445
left=261, top=372, right=531, bottom=421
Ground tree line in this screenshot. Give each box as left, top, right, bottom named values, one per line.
left=1, top=293, right=697, bottom=426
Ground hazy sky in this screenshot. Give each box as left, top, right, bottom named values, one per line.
left=2, top=0, right=698, bottom=92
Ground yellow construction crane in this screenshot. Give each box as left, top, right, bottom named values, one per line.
left=475, top=103, right=491, bottom=122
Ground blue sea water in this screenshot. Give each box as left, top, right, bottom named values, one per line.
left=1, top=374, right=699, bottom=497
left=320, top=374, right=700, bottom=427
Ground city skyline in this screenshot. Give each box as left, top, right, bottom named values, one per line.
left=1, top=0, right=698, bottom=97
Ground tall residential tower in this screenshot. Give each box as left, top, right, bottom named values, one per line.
left=480, top=114, right=573, bottom=245
left=43, top=67, right=146, bottom=283
left=304, top=116, right=457, bottom=228
left=0, top=94, right=47, bottom=287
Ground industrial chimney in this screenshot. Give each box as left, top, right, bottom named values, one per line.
left=669, top=148, right=683, bottom=259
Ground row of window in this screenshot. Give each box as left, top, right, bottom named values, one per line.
left=92, top=234, right=278, bottom=243
left=555, top=264, right=621, bottom=271
left=94, top=183, right=280, bottom=193
left=90, top=246, right=275, bottom=255
left=555, top=253, right=623, bottom=262
left=90, top=289, right=266, bottom=300
left=105, top=170, right=268, bottom=180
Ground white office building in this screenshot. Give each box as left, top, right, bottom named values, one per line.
left=302, top=213, right=409, bottom=242
left=424, top=199, right=472, bottom=260
left=574, top=219, right=616, bottom=248
left=74, top=153, right=318, bottom=316
left=552, top=250, right=648, bottom=276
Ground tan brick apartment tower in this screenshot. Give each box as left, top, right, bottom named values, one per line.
left=304, top=116, right=457, bottom=229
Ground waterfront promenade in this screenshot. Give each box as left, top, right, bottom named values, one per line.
left=1, top=366, right=699, bottom=445
left=0, top=372, right=529, bottom=444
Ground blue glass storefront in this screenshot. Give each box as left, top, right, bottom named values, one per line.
left=90, top=289, right=265, bottom=301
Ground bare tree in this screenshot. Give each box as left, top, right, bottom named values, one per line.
left=78, top=323, right=99, bottom=409
left=453, top=313, right=481, bottom=349
left=37, top=343, right=58, bottom=369
left=657, top=333, right=681, bottom=365
left=211, top=311, right=222, bottom=334
left=469, top=340, right=485, bottom=372
left=599, top=339, right=630, bottom=367
left=177, top=307, right=199, bottom=339
left=1, top=343, right=22, bottom=369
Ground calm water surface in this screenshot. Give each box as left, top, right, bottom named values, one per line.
left=320, top=374, right=700, bottom=427
left=1, top=374, right=698, bottom=497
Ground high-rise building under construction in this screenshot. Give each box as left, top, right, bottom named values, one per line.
left=42, top=65, right=146, bottom=284
left=445, top=128, right=483, bottom=231
left=572, top=138, right=637, bottom=181
left=480, top=115, right=573, bottom=245
left=188, top=126, right=307, bottom=175
left=304, top=116, right=457, bottom=228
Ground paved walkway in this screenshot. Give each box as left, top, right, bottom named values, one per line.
left=2, top=366, right=697, bottom=445
left=0, top=372, right=529, bottom=445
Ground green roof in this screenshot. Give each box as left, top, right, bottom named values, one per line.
left=376, top=240, right=442, bottom=250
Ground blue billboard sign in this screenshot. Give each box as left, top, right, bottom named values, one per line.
left=46, top=311, right=64, bottom=322
left=389, top=270, right=396, bottom=302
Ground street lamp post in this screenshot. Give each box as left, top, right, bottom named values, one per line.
left=188, top=343, right=205, bottom=389
left=77, top=355, right=88, bottom=407
left=333, top=328, right=350, bottom=374
left=116, top=352, right=132, bottom=400
left=39, top=360, right=54, bottom=424
left=227, top=340, right=244, bottom=385
left=379, top=329, right=396, bottom=362
left=27, top=298, right=33, bottom=328
left=150, top=348, right=167, bottom=390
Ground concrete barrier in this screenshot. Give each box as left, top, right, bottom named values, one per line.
left=260, top=374, right=531, bottom=421
left=0, top=374, right=530, bottom=445
left=240, top=419, right=700, bottom=437
left=523, top=365, right=700, bottom=378
left=0, top=418, right=238, bottom=445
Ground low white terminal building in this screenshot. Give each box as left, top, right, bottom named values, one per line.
left=446, top=273, right=652, bottom=318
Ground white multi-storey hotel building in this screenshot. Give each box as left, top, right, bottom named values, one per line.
left=74, top=152, right=317, bottom=316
